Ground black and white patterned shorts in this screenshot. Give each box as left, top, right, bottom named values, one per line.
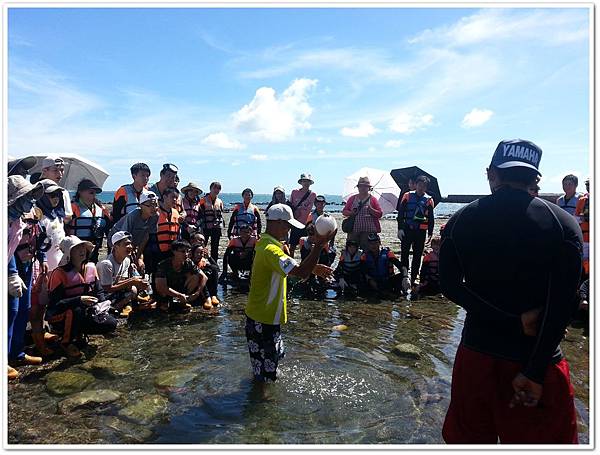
left=245, top=316, right=285, bottom=382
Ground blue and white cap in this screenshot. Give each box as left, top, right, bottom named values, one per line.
left=490, top=139, right=542, bottom=176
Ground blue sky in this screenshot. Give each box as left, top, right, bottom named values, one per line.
left=8, top=7, right=590, bottom=195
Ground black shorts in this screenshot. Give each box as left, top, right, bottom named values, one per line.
left=289, top=226, right=306, bottom=248
left=245, top=316, right=285, bottom=382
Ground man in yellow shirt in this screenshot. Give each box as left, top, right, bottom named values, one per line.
left=245, top=203, right=334, bottom=384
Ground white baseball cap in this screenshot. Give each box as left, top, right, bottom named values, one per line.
left=266, top=203, right=305, bottom=229
left=41, top=155, right=65, bottom=169
left=139, top=191, right=158, bottom=205
left=111, top=231, right=132, bottom=245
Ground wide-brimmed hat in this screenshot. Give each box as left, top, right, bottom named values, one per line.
left=181, top=182, right=202, bottom=194
left=38, top=178, right=65, bottom=194
left=273, top=185, right=285, bottom=194
left=8, top=156, right=37, bottom=176
left=58, top=236, right=94, bottom=266
left=356, top=176, right=372, bottom=188
left=8, top=175, right=44, bottom=206
left=315, top=195, right=327, bottom=203
left=77, top=179, right=102, bottom=194
left=298, top=173, right=314, bottom=185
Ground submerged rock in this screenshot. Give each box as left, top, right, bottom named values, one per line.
left=332, top=324, right=348, bottom=332
left=154, top=369, right=197, bottom=389
left=81, top=358, right=136, bottom=377
left=58, top=389, right=122, bottom=414
left=46, top=371, right=95, bottom=396
left=392, top=343, right=422, bottom=360
left=118, top=394, right=168, bottom=424
left=104, top=416, right=154, bottom=443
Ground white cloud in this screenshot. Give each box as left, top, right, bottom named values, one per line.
left=317, top=149, right=326, bottom=155
left=408, top=9, right=588, bottom=48
left=461, top=108, right=494, bottom=128
left=250, top=154, right=268, bottom=161
left=340, top=121, right=379, bottom=138
left=239, top=48, right=410, bottom=81
left=201, top=132, right=245, bottom=149
left=385, top=139, right=405, bottom=148
left=389, top=112, right=434, bottom=134
left=231, top=160, right=241, bottom=166
left=232, top=78, right=318, bottom=142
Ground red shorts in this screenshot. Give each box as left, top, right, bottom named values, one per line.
left=443, top=344, right=578, bottom=444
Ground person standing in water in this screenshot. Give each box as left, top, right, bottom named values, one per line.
left=244, top=204, right=334, bottom=386
left=288, top=173, right=317, bottom=257
left=440, top=139, right=582, bottom=444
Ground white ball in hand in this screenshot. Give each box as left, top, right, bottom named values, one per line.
left=314, top=213, right=337, bottom=236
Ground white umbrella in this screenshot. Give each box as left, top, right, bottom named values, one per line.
left=343, top=167, right=400, bottom=215
left=27, top=154, right=109, bottom=191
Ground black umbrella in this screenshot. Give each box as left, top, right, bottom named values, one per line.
left=390, top=166, right=442, bottom=206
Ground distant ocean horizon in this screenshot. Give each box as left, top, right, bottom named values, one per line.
left=90, top=191, right=465, bottom=217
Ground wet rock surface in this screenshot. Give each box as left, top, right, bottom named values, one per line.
left=392, top=343, right=422, bottom=360
left=45, top=371, right=95, bottom=396
left=154, top=369, right=198, bottom=390
left=58, top=389, right=122, bottom=414
left=118, top=394, right=169, bottom=424
left=81, top=357, right=136, bottom=378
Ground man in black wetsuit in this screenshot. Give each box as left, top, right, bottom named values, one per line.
left=440, top=139, right=583, bottom=444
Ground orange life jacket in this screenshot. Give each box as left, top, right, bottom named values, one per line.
left=575, top=193, right=589, bottom=243
left=157, top=207, right=180, bottom=252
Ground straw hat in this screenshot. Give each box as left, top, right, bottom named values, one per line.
left=8, top=175, right=44, bottom=206
left=181, top=182, right=202, bottom=194
left=58, top=236, right=94, bottom=267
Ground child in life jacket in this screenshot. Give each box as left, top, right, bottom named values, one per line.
left=334, top=239, right=363, bottom=295
left=360, top=233, right=406, bottom=296
left=191, top=242, right=220, bottom=310
left=297, top=225, right=336, bottom=295
left=416, top=236, right=441, bottom=295
left=299, top=225, right=336, bottom=266
left=219, top=223, right=256, bottom=284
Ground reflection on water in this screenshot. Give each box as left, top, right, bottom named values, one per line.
left=7, top=291, right=589, bottom=445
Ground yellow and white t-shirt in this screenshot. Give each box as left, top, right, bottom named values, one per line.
left=245, top=233, right=298, bottom=325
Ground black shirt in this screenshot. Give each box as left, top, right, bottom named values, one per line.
left=439, top=186, right=582, bottom=384
left=155, top=258, right=200, bottom=293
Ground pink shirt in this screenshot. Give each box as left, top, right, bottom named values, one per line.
left=343, top=194, right=383, bottom=233
left=290, top=189, right=316, bottom=224
left=8, top=218, right=26, bottom=261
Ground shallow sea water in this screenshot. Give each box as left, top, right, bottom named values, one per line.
left=7, top=213, right=589, bottom=445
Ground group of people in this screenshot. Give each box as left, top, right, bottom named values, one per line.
left=6, top=140, right=591, bottom=445
left=6, top=157, right=441, bottom=380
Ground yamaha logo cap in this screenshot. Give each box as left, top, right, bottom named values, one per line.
left=490, top=139, right=543, bottom=176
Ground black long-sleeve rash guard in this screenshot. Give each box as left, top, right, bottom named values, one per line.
left=439, top=186, right=583, bottom=384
